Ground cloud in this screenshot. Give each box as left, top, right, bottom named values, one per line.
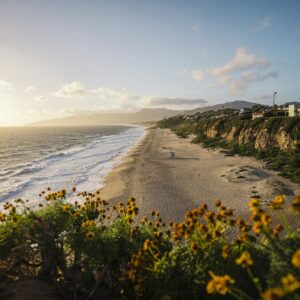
left=54, top=81, right=87, bottom=98
left=211, top=48, right=269, bottom=78
left=252, top=16, right=272, bottom=32
left=52, top=82, right=136, bottom=103
left=191, top=69, right=205, bottom=81
left=191, top=48, right=277, bottom=94
left=34, top=95, right=49, bottom=102
left=25, top=86, right=36, bottom=93
left=229, top=71, right=278, bottom=93
left=145, top=97, right=207, bottom=107
left=38, top=81, right=206, bottom=111
left=192, top=23, right=200, bottom=32
left=0, top=80, right=14, bottom=92
left=91, top=87, right=135, bottom=102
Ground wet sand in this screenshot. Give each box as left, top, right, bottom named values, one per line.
left=99, top=128, right=299, bottom=222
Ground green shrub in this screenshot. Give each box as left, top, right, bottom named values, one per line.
left=0, top=191, right=299, bottom=299
left=158, top=114, right=300, bottom=184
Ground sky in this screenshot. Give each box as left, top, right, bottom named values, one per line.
left=0, top=0, right=300, bottom=125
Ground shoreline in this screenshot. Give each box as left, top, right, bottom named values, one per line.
left=99, top=128, right=299, bottom=222
left=98, top=127, right=151, bottom=203
left=0, top=125, right=146, bottom=206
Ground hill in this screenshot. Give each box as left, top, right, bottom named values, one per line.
left=29, top=101, right=259, bottom=126
left=185, top=100, right=259, bottom=114
left=29, top=108, right=181, bottom=126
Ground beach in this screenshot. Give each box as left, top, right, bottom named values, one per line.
left=99, top=128, right=299, bottom=222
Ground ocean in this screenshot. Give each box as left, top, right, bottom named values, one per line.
left=0, top=125, right=145, bottom=205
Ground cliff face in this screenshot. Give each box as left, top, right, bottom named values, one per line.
left=158, top=115, right=300, bottom=183
left=252, top=128, right=296, bottom=151
left=199, top=117, right=300, bottom=152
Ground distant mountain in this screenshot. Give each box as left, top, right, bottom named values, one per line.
left=30, top=108, right=182, bottom=126
left=185, top=100, right=259, bottom=114
left=29, top=101, right=261, bottom=126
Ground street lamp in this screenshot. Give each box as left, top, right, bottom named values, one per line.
left=273, top=92, right=277, bottom=107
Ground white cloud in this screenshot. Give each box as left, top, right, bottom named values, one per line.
left=252, top=16, right=272, bottom=32
left=34, top=95, right=49, bottom=102
left=191, top=69, right=204, bottom=82
left=25, top=85, right=36, bottom=93
left=191, top=48, right=277, bottom=94
left=54, top=81, right=87, bottom=98
left=0, top=80, right=14, bottom=92
left=91, top=87, right=134, bottom=102
left=192, top=23, right=200, bottom=32
left=36, top=81, right=206, bottom=111
left=229, top=71, right=278, bottom=93
left=211, top=48, right=269, bottom=77
left=52, top=82, right=136, bottom=104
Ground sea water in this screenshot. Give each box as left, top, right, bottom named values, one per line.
left=0, top=125, right=145, bottom=205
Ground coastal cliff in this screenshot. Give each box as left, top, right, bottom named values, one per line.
left=157, top=111, right=300, bottom=183
left=204, top=118, right=299, bottom=152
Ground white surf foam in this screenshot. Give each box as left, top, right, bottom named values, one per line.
left=0, top=126, right=145, bottom=206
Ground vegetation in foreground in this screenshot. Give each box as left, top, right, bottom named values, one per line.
left=0, top=189, right=299, bottom=299
left=157, top=112, right=300, bottom=184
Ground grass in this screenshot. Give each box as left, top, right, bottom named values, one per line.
left=0, top=189, right=299, bottom=299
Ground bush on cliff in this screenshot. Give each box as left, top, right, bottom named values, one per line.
left=157, top=115, right=300, bottom=184
left=0, top=189, right=299, bottom=299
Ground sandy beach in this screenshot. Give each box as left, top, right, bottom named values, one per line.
left=99, top=128, right=299, bottom=222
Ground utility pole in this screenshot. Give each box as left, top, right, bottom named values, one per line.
left=273, top=92, right=277, bottom=107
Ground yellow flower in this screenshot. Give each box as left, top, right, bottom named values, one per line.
left=248, top=199, right=260, bottom=210
left=235, top=252, right=253, bottom=268
left=206, top=272, right=235, bottom=295
left=261, top=213, right=272, bottom=226
left=155, top=231, right=163, bottom=239
left=143, top=239, right=154, bottom=251
left=291, top=249, right=300, bottom=269
left=271, top=195, right=286, bottom=209
left=291, top=196, right=300, bottom=213
left=281, top=274, right=300, bottom=293
left=82, top=220, right=96, bottom=227
left=253, top=222, right=263, bottom=235
left=222, top=245, right=229, bottom=259
left=0, top=212, right=5, bottom=222
left=191, top=241, right=198, bottom=252
left=215, top=199, right=222, bottom=207
left=262, top=288, right=285, bottom=300
left=204, top=211, right=215, bottom=223
left=86, top=231, right=95, bottom=240
left=161, top=295, right=172, bottom=300
left=72, top=211, right=80, bottom=218
left=62, top=204, right=70, bottom=212
left=140, top=216, right=148, bottom=225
